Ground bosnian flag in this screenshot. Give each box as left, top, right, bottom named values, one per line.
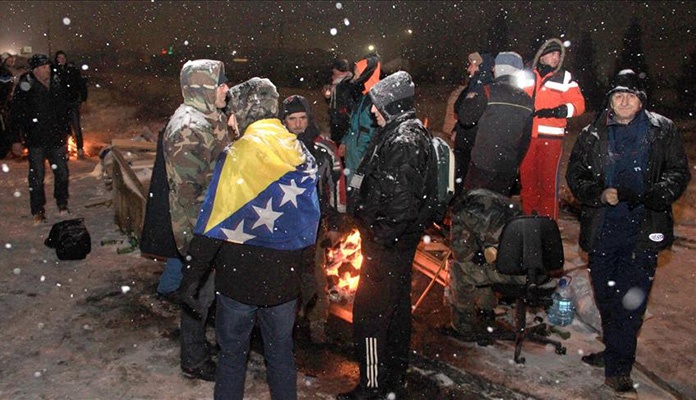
left=194, top=118, right=320, bottom=250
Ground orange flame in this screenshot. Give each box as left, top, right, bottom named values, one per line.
left=324, top=228, right=363, bottom=296
left=67, top=136, right=78, bottom=158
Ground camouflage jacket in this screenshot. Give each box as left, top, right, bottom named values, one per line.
left=163, top=59, right=230, bottom=255
left=449, top=189, right=521, bottom=263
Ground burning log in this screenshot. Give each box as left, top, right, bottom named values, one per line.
left=324, top=228, right=363, bottom=309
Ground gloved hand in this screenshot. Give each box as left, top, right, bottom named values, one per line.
left=643, top=190, right=665, bottom=211
left=179, top=272, right=204, bottom=320
left=617, top=187, right=643, bottom=210
left=534, top=104, right=568, bottom=119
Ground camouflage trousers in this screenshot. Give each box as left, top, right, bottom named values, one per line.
left=447, top=260, right=525, bottom=331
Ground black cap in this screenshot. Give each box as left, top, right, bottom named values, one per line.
left=332, top=58, right=350, bottom=72
left=29, top=54, right=51, bottom=70
left=608, top=69, right=647, bottom=104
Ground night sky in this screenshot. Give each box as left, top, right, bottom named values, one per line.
left=1, top=1, right=695, bottom=78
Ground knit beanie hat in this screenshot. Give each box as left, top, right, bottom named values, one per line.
left=1, top=52, right=11, bottom=64
left=29, top=54, right=50, bottom=70
left=607, top=69, right=647, bottom=104
left=368, top=71, right=415, bottom=122
left=281, top=95, right=308, bottom=119
left=540, top=40, right=563, bottom=57
left=228, top=77, right=279, bottom=134
left=494, top=52, right=524, bottom=78
left=332, top=58, right=350, bottom=72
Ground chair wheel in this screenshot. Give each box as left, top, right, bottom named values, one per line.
left=556, top=346, right=567, bottom=355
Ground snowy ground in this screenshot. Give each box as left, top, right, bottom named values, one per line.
left=1, top=83, right=695, bottom=399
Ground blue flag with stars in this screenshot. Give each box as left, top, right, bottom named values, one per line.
left=194, top=119, right=320, bottom=250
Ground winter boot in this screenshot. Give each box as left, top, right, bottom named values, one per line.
left=581, top=350, right=605, bottom=368
left=604, top=376, right=638, bottom=399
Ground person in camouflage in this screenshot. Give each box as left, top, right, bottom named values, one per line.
left=446, top=189, right=525, bottom=341
left=162, top=59, right=231, bottom=381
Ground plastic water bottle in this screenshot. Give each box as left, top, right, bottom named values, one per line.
left=547, top=276, right=575, bottom=326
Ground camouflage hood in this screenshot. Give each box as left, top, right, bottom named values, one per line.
left=449, top=189, right=521, bottom=263
left=180, top=59, right=226, bottom=114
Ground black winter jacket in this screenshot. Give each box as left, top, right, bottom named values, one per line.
left=53, top=63, right=87, bottom=103
left=348, top=110, right=433, bottom=247
left=186, top=236, right=302, bottom=306
left=458, top=75, right=533, bottom=173
left=566, top=110, right=691, bottom=252
left=11, top=72, right=70, bottom=148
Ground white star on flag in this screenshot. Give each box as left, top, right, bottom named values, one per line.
left=221, top=221, right=256, bottom=243
left=252, top=198, right=283, bottom=231
left=279, top=179, right=306, bottom=207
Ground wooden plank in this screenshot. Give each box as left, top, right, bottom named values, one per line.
left=111, top=138, right=157, bottom=152
left=110, top=147, right=148, bottom=237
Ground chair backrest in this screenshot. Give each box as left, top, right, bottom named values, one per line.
left=495, top=216, right=564, bottom=279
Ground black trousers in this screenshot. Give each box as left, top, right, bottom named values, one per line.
left=589, top=247, right=656, bottom=378
left=352, top=233, right=420, bottom=391
left=28, top=145, right=69, bottom=215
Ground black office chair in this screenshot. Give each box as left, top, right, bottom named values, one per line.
left=489, top=215, right=567, bottom=364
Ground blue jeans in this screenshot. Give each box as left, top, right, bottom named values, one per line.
left=214, top=295, right=298, bottom=400
left=28, top=146, right=69, bottom=215
left=157, top=257, right=183, bottom=294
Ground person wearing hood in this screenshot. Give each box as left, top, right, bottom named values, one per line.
left=452, top=51, right=495, bottom=195
left=519, top=38, right=585, bottom=219
left=10, top=53, right=71, bottom=224
left=141, top=59, right=231, bottom=381
left=340, top=53, right=381, bottom=182
left=566, top=70, right=690, bottom=398
left=339, top=71, right=436, bottom=400
left=280, top=94, right=347, bottom=344
left=459, top=52, right=534, bottom=196
left=180, top=78, right=320, bottom=400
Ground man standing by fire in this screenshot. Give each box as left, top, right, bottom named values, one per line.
left=567, top=69, right=690, bottom=398
left=339, top=71, right=436, bottom=400
left=10, top=54, right=71, bottom=224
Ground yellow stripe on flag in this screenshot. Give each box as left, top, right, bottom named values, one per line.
left=204, top=119, right=306, bottom=232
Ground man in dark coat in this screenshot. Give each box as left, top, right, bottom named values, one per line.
left=459, top=51, right=533, bottom=196
left=339, top=71, right=436, bottom=400
left=281, top=94, right=346, bottom=344
left=11, top=54, right=71, bottom=224
left=566, top=69, right=690, bottom=398
left=53, top=51, right=88, bottom=158
left=452, top=51, right=495, bottom=195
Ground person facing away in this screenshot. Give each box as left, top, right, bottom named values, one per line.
left=140, top=59, right=231, bottom=381
left=324, top=57, right=355, bottom=145
left=519, top=37, right=585, bottom=219
left=180, top=77, right=320, bottom=400
left=281, top=94, right=346, bottom=344
left=339, top=71, right=436, bottom=400
left=566, top=69, right=690, bottom=398
left=340, top=53, right=381, bottom=182
left=452, top=51, right=495, bottom=195
left=53, top=50, right=88, bottom=159
left=459, top=51, right=533, bottom=196
left=10, top=54, right=71, bottom=225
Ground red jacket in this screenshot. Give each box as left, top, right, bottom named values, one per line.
left=523, top=38, right=585, bottom=138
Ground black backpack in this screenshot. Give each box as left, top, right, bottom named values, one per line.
left=44, top=218, right=92, bottom=260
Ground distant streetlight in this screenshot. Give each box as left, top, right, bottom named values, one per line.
left=368, top=44, right=375, bottom=52
left=407, top=29, right=413, bottom=35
